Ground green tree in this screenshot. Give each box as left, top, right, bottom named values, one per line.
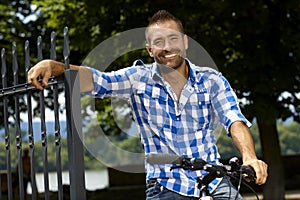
left=0, top=1, right=28, bottom=127
left=187, top=1, right=300, bottom=198
left=0, top=0, right=64, bottom=125
left=278, top=121, right=300, bottom=155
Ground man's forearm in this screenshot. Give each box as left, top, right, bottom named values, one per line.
left=77, top=66, right=94, bottom=92
left=46, top=59, right=81, bottom=75
left=230, top=121, right=257, bottom=163
left=28, top=59, right=94, bottom=92
left=57, top=60, right=94, bottom=92
left=230, top=120, right=268, bottom=185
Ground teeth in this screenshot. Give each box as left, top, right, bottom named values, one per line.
left=164, top=54, right=176, bottom=58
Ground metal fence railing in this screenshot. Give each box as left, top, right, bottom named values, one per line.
left=0, top=27, right=86, bottom=200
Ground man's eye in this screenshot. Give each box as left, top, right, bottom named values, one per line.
left=170, top=37, right=179, bottom=41
left=154, top=40, right=164, bottom=46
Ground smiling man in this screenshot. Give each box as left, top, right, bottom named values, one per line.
left=28, top=10, right=268, bottom=200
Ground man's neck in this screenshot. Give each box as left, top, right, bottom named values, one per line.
left=158, top=60, right=189, bottom=81
left=159, top=62, right=189, bottom=99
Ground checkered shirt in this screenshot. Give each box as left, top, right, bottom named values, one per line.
left=87, top=59, right=251, bottom=197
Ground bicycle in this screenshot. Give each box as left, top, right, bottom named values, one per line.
left=146, top=153, right=259, bottom=200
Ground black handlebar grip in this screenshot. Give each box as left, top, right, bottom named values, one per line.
left=146, top=153, right=182, bottom=165
left=241, top=165, right=256, bottom=181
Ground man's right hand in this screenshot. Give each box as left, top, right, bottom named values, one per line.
left=27, top=59, right=94, bottom=92
left=27, top=59, right=65, bottom=90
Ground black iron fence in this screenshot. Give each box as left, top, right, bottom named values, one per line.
left=0, top=27, right=86, bottom=200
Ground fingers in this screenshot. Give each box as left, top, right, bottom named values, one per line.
left=27, top=60, right=52, bottom=90
left=27, top=69, right=44, bottom=90
left=244, top=159, right=268, bottom=185
left=42, top=70, right=51, bottom=87
left=254, top=160, right=268, bottom=185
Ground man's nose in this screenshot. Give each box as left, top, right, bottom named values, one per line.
left=162, top=39, right=172, bottom=51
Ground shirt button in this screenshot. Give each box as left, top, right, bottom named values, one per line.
left=176, top=116, right=180, bottom=121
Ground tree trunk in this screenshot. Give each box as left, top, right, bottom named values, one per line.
left=256, top=116, right=285, bottom=200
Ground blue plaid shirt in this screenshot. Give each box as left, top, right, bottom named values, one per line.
left=88, top=59, right=251, bottom=197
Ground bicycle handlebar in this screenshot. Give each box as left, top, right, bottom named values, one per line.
left=146, top=153, right=256, bottom=182
left=146, top=153, right=182, bottom=165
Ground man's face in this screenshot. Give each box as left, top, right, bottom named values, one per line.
left=146, top=20, right=188, bottom=70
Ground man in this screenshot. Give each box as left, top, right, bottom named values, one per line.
left=28, top=10, right=267, bottom=199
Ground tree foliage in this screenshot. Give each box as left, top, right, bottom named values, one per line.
left=278, top=121, right=300, bottom=155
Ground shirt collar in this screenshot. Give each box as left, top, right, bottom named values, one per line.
left=151, top=62, right=163, bottom=83
left=151, top=59, right=197, bottom=85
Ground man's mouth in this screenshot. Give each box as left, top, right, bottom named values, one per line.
left=164, top=53, right=177, bottom=58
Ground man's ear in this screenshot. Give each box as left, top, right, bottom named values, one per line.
left=146, top=43, right=154, bottom=57
left=184, top=34, right=188, bottom=50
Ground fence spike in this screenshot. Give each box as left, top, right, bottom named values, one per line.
left=12, top=42, right=18, bottom=85
left=51, top=31, right=57, bottom=60
left=25, top=40, right=30, bottom=69
left=63, top=27, right=70, bottom=69
left=1, top=48, right=7, bottom=87
left=37, top=36, right=43, bottom=61
left=25, top=40, right=30, bottom=82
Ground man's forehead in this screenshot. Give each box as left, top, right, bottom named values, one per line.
left=147, top=25, right=182, bottom=38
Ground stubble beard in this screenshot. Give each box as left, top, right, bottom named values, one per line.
left=156, top=50, right=186, bottom=70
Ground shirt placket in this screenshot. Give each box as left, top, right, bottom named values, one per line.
left=165, top=81, right=195, bottom=153
left=179, top=84, right=195, bottom=154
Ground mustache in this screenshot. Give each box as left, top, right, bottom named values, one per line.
left=159, top=49, right=182, bottom=57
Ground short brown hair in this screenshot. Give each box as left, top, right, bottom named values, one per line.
left=148, top=10, right=184, bottom=33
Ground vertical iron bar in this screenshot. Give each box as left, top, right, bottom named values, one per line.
left=64, top=27, right=86, bottom=200
left=0, top=52, right=2, bottom=199
left=51, top=31, right=63, bottom=200
left=12, top=42, right=24, bottom=200
left=2, top=48, right=13, bottom=200
left=37, top=36, right=50, bottom=200
left=63, top=27, right=70, bottom=70
left=50, top=31, right=57, bottom=61
left=25, top=40, right=38, bottom=200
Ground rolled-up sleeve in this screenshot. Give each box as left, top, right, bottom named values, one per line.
left=85, top=67, right=135, bottom=100
left=210, top=74, right=251, bottom=135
